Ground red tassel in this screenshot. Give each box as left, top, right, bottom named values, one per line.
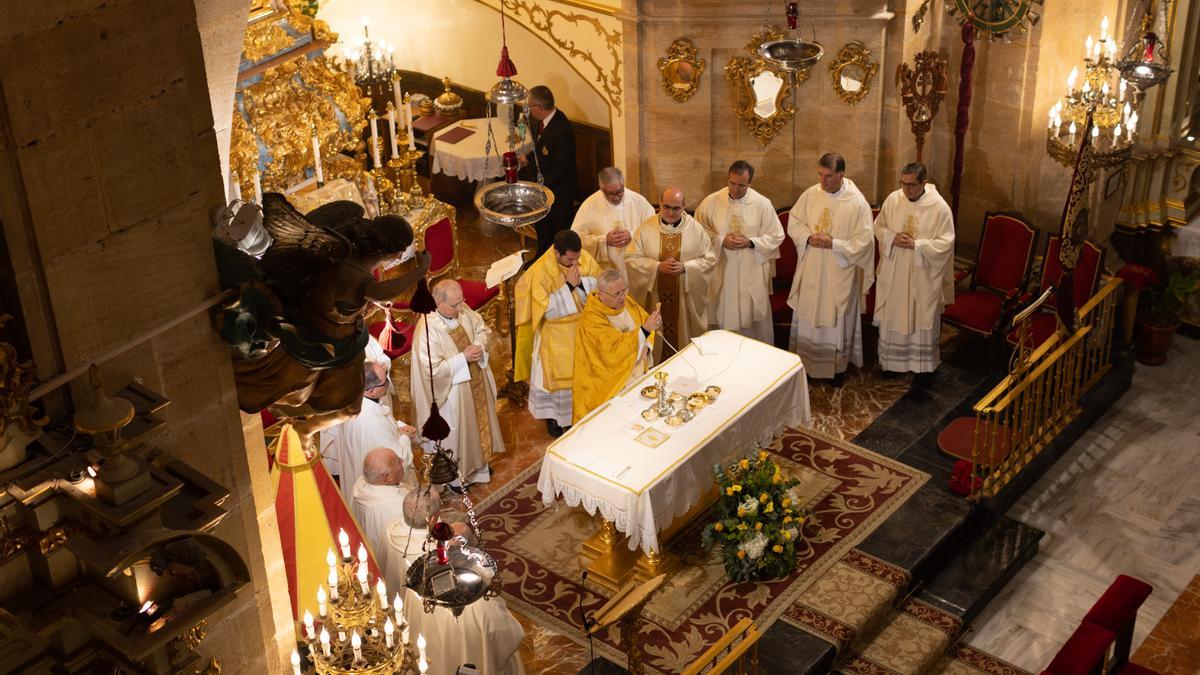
left=495, top=46, right=518, bottom=77
left=410, top=277, right=437, bottom=315
left=378, top=318, right=394, bottom=352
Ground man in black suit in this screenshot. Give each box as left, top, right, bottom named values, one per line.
left=521, top=85, right=578, bottom=255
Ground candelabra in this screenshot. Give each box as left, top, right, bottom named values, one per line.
left=294, top=530, right=424, bottom=675
left=346, top=16, right=397, bottom=106
left=1046, top=16, right=1139, bottom=174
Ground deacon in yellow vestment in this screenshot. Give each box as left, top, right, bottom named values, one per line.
left=514, top=230, right=602, bottom=435
left=572, top=269, right=662, bottom=423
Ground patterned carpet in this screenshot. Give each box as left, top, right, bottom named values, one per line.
left=474, top=427, right=928, bottom=674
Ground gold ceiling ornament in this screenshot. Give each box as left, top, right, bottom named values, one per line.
left=0, top=315, right=47, bottom=472
left=896, top=49, right=949, bottom=163
left=946, top=0, right=1043, bottom=40
left=501, top=0, right=624, bottom=113
left=828, top=41, right=879, bottom=106
left=657, top=38, right=707, bottom=103
left=725, top=28, right=797, bottom=147
left=242, top=20, right=294, bottom=63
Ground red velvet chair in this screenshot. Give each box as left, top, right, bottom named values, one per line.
left=367, top=317, right=416, bottom=362
left=862, top=207, right=881, bottom=321
left=1082, top=575, right=1152, bottom=673
left=1043, top=622, right=1115, bottom=675
left=770, top=208, right=797, bottom=347
left=942, top=212, right=1039, bottom=339
left=1006, top=236, right=1106, bottom=350
left=391, top=214, right=501, bottom=317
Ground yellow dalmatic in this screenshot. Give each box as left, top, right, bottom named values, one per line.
left=572, top=292, right=653, bottom=423
left=513, top=248, right=602, bottom=389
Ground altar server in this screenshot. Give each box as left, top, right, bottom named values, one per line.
left=350, top=447, right=409, bottom=570
left=322, top=360, right=416, bottom=497
left=572, top=269, right=662, bottom=422
left=873, top=162, right=955, bottom=373
left=410, top=280, right=505, bottom=486
left=786, top=153, right=875, bottom=381
left=571, top=166, right=655, bottom=280
left=626, top=187, right=719, bottom=358
left=696, top=160, right=785, bottom=343
left=514, top=230, right=601, bottom=437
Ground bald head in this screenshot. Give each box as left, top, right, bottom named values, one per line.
left=660, top=187, right=685, bottom=225
left=402, top=488, right=442, bottom=528
left=362, top=447, right=404, bottom=486
left=432, top=279, right=464, bottom=319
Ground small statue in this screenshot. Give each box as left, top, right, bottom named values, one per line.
left=213, top=193, right=430, bottom=449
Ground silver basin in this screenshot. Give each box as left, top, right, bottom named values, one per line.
left=474, top=180, right=554, bottom=229
left=758, top=38, right=824, bottom=72
left=405, top=542, right=500, bottom=616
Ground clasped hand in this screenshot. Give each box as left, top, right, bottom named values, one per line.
left=463, top=344, right=485, bottom=362
left=606, top=229, right=631, bottom=247
left=893, top=233, right=916, bottom=249
left=723, top=233, right=750, bottom=250
left=657, top=258, right=684, bottom=275
left=807, top=233, right=834, bottom=249
left=564, top=262, right=582, bottom=286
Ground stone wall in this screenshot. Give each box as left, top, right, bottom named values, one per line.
left=0, top=0, right=291, bottom=671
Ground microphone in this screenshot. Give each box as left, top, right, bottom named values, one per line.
left=578, top=571, right=596, bottom=630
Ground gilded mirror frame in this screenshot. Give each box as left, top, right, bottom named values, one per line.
left=657, top=38, right=707, bottom=103
left=829, top=41, right=879, bottom=106
left=725, top=28, right=796, bottom=147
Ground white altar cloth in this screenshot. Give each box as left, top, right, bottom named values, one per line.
left=430, top=118, right=533, bottom=183
left=536, top=330, right=811, bottom=554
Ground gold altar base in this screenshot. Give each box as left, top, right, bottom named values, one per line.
left=580, top=485, right=718, bottom=593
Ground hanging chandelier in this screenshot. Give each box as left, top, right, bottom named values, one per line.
left=1046, top=16, right=1138, bottom=173
left=1116, top=0, right=1173, bottom=91
left=345, top=16, right=397, bottom=102
left=757, top=2, right=824, bottom=77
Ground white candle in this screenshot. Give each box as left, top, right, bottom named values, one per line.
left=1069, top=121, right=1077, bottom=144
left=351, top=631, right=362, bottom=663
left=370, top=112, right=381, bottom=168
left=328, top=568, right=339, bottom=601
left=338, top=530, right=351, bottom=559
left=1100, top=16, right=1109, bottom=41
left=316, top=586, right=327, bottom=618
left=357, top=562, right=369, bottom=594
left=253, top=169, right=262, bottom=204
left=402, top=624, right=410, bottom=646
left=394, top=593, right=404, bottom=627
left=384, top=618, right=395, bottom=648
left=357, top=543, right=368, bottom=565
left=291, top=650, right=301, bottom=675
left=230, top=171, right=242, bottom=201
left=393, top=74, right=404, bottom=120
left=311, top=130, right=324, bottom=185
left=303, top=610, right=315, bottom=640
left=419, top=657, right=429, bottom=674
left=376, top=579, right=388, bottom=609
left=388, top=106, right=399, bottom=159
left=326, top=548, right=336, bottom=570
left=417, top=633, right=427, bottom=661
left=320, top=628, right=331, bottom=657
left=406, top=102, right=416, bottom=151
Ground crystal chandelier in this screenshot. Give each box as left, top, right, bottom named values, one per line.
left=1046, top=16, right=1139, bottom=173
left=345, top=16, right=397, bottom=103
left=293, top=531, right=422, bottom=674
left=757, top=2, right=824, bottom=77
left=1116, top=0, right=1173, bottom=91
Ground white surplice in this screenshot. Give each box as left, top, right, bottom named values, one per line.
left=873, top=184, right=956, bottom=373
left=350, top=479, right=409, bottom=572
left=364, top=334, right=393, bottom=416
left=529, top=278, right=598, bottom=427
left=625, top=213, right=719, bottom=358
left=320, top=397, right=414, bottom=501
left=786, top=179, right=875, bottom=378
left=571, top=188, right=655, bottom=279
left=696, top=186, right=785, bottom=343
left=410, top=308, right=505, bottom=484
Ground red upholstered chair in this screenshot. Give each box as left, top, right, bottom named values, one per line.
left=1044, top=622, right=1116, bottom=675
left=862, top=207, right=882, bottom=321
left=1082, top=575, right=1152, bottom=672
left=367, top=317, right=416, bottom=361
left=390, top=214, right=501, bottom=317
left=1006, top=236, right=1106, bottom=350
left=770, top=207, right=797, bottom=347
left=942, top=212, right=1039, bottom=339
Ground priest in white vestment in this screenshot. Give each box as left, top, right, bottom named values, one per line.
left=322, top=361, right=417, bottom=497
left=364, top=334, right=394, bottom=416
left=570, top=166, right=655, bottom=280
left=787, top=153, right=875, bottom=381
left=873, top=162, right=956, bottom=373
left=350, top=447, right=409, bottom=571
left=696, top=160, right=785, bottom=344
left=410, top=280, right=505, bottom=486
left=626, top=187, right=719, bottom=358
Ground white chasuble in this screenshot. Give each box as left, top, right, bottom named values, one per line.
left=570, top=189, right=655, bottom=280
left=410, top=308, right=505, bottom=484
left=873, top=184, right=956, bottom=372
left=696, top=186, right=785, bottom=342
left=349, top=479, right=408, bottom=571
left=786, top=179, right=875, bottom=378
left=626, top=213, right=718, bottom=358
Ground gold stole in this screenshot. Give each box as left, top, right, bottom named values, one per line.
left=538, top=286, right=586, bottom=392
left=657, top=230, right=682, bottom=352
left=448, top=324, right=493, bottom=460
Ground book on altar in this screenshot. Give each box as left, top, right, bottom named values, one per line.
left=486, top=250, right=528, bottom=289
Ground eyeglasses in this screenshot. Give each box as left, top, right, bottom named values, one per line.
left=601, top=186, right=625, bottom=198
left=599, top=288, right=628, bottom=298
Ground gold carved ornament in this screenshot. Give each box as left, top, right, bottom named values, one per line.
left=657, top=38, right=706, bottom=103
left=911, top=0, right=1042, bottom=38
left=828, top=41, right=879, bottom=106
left=0, top=315, right=47, bottom=451
left=725, top=29, right=797, bottom=147
left=896, top=50, right=948, bottom=163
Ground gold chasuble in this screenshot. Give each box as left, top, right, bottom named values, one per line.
left=572, top=292, right=653, bottom=422
left=513, top=248, right=603, bottom=389
left=448, top=324, right=494, bottom=459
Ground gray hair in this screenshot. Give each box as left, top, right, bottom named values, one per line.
left=402, top=488, right=442, bottom=528
left=362, top=447, right=401, bottom=484
left=598, top=167, right=623, bottom=185
left=901, top=162, right=928, bottom=183
left=363, top=361, right=386, bottom=391
left=597, top=268, right=624, bottom=291
left=529, top=85, right=555, bottom=109
left=431, top=279, right=461, bottom=304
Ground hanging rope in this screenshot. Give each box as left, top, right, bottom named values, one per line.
left=949, top=23, right=976, bottom=224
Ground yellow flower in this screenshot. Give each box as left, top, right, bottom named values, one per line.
left=736, top=550, right=746, bottom=559
left=714, top=522, right=724, bottom=532
left=758, top=450, right=769, bottom=462
left=772, top=545, right=784, bottom=554
left=764, top=501, right=774, bottom=513
left=784, top=516, right=793, bottom=524
left=739, top=459, right=749, bottom=470
left=725, top=487, right=734, bottom=496
left=755, top=522, right=763, bottom=531
left=782, top=498, right=792, bottom=508
left=759, top=492, right=769, bottom=503
left=796, top=516, right=806, bottom=525
left=782, top=530, right=792, bottom=540
left=772, top=473, right=783, bottom=484
left=737, top=508, right=745, bottom=518
left=732, top=484, right=743, bottom=493
left=737, top=523, right=747, bottom=531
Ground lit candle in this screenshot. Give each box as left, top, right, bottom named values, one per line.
left=1082, top=81, right=1091, bottom=94
left=326, top=548, right=336, bottom=570
left=320, top=628, right=331, bottom=657
left=1100, top=16, right=1109, bottom=41
left=328, top=568, right=339, bottom=601
left=417, top=633, right=427, bottom=661
left=406, top=101, right=416, bottom=151
left=394, top=593, right=404, bottom=627
left=402, top=623, right=410, bottom=646
left=311, top=128, right=324, bottom=185
left=376, top=579, right=388, bottom=609
left=384, top=618, right=395, bottom=648
left=339, top=530, right=351, bottom=559
left=419, top=657, right=429, bottom=674
left=1119, top=79, right=1127, bottom=101
left=291, top=650, right=301, bottom=675
left=1085, top=36, right=1093, bottom=59
left=1113, top=123, right=1122, bottom=147
left=351, top=631, right=363, bottom=663
left=370, top=111, right=381, bottom=169
left=1069, top=121, right=1077, bottom=144
left=303, top=610, right=315, bottom=640
left=357, top=543, right=368, bottom=565
left=357, top=561, right=369, bottom=594
left=1092, top=125, right=1100, bottom=141
left=1101, top=81, right=1109, bottom=95
left=1067, top=67, right=1078, bottom=89
left=392, top=73, right=404, bottom=120
left=387, top=104, right=399, bottom=159
left=253, top=169, right=262, bottom=205
left=317, top=586, right=327, bottom=618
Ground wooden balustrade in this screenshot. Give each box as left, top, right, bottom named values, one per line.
left=681, top=617, right=761, bottom=675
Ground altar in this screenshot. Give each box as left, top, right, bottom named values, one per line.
left=537, top=330, right=811, bottom=589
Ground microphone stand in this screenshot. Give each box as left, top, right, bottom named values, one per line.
left=578, top=570, right=596, bottom=674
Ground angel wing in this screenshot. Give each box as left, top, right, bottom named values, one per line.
left=259, top=192, right=352, bottom=287
left=334, top=213, right=415, bottom=262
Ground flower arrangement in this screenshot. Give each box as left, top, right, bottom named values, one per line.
left=701, top=449, right=806, bottom=582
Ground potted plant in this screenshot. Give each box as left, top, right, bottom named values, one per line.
left=1131, top=264, right=1200, bottom=365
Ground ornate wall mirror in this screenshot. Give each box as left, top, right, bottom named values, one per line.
left=657, top=38, right=707, bottom=103
left=725, top=28, right=797, bottom=146
left=897, top=49, right=949, bottom=162
left=829, top=41, right=879, bottom=105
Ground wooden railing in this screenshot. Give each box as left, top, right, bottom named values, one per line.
left=681, top=618, right=761, bottom=675
left=967, top=277, right=1122, bottom=501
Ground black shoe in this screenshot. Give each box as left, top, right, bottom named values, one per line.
left=879, top=369, right=900, bottom=380
left=546, top=419, right=564, bottom=438
left=830, top=372, right=846, bottom=387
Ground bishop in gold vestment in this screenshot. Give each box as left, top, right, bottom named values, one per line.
left=626, top=188, right=718, bottom=358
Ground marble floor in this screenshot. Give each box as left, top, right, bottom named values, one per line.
left=964, top=337, right=1200, bottom=671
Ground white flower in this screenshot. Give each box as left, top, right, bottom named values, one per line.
left=738, top=496, right=759, bottom=516
left=739, top=532, right=769, bottom=560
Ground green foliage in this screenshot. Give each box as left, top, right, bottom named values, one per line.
left=700, top=450, right=807, bottom=582
left=1144, top=269, right=1200, bottom=326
